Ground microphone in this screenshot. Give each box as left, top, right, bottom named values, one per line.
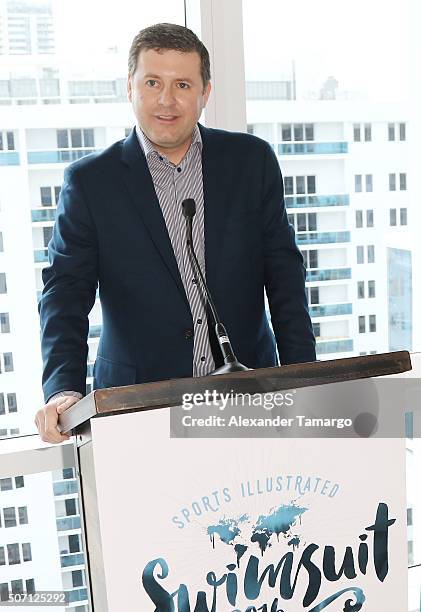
left=181, top=198, right=249, bottom=375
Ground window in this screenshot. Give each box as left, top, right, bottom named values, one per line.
left=368, top=280, right=376, bottom=298
left=366, top=209, right=374, bottom=227
left=18, top=507, right=28, bottom=525
left=7, top=543, right=20, bottom=565
left=310, top=287, right=319, bottom=304
left=357, top=246, right=364, bottom=264
left=0, top=584, right=9, bottom=602
left=54, top=186, right=61, bottom=204
left=364, top=124, right=371, bottom=141
left=303, top=250, right=318, bottom=269
left=72, top=570, right=84, bottom=587
left=0, top=478, right=12, bottom=491
left=357, top=281, right=365, bottom=298
left=407, top=508, right=413, bottom=526
left=359, top=316, right=366, bottom=333
left=356, top=210, right=363, bottom=228
left=63, top=468, right=75, bottom=479
left=56, top=129, right=68, bottom=148
left=353, top=123, right=371, bottom=142
left=0, top=395, right=4, bottom=415
left=69, top=534, right=80, bottom=553
left=399, top=173, right=406, bottom=190
left=284, top=176, right=293, bottom=195
left=11, top=580, right=23, bottom=595
left=3, top=353, right=14, bottom=372
left=369, top=314, right=376, bottom=332
left=6, top=132, right=14, bottom=150
left=22, top=543, right=32, bottom=562
left=0, top=548, right=5, bottom=565
left=399, top=123, right=406, bottom=141
left=0, top=313, right=10, bottom=333
left=390, top=209, right=397, bottom=226
left=305, top=124, right=314, bottom=141
left=57, top=128, right=95, bottom=149
left=388, top=123, right=395, bottom=141
left=0, top=273, right=7, bottom=294
left=367, top=245, right=375, bottom=263
left=307, top=175, right=316, bottom=194
left=296, top=176, right=305, bottom=194
left=313, top=322, right=320, bottom=338
left=65, top=498, right=77, bottom=516
left=281, top=124, right=292, bottom=141
left=43, top=226, right=53, bottom=247
left=0, top=232, right=3, bottom=252
left=7, top=394, right=17, bottom=413
left=389, top=173, right=396, bottom=191
left=365, top=174, right=373, bottom=192
left=40, top=186, right=52, bottom=206
left=15, top=476, right=24, bottom=489
left=4, top=507, right=17, bottom=528
left=353, top=124, right=361, bottom=142
left=293, top=124, right=303, bottom=141
left=355, top=174, right=362, bottom=192
left=400, top=208, right=407, bottom=225
left=26, top=579, right=35, bottom=595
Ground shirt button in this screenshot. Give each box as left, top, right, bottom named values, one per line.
left=200, top=356, right=206, bottom=362
left=192, top=278, right=198, bottom=284
left=197, top=319, right=202, bottom=324
left=177, top=167, right=181, bottom=173
left=185, top=329, right=194, bottom=339
left=159, top=156, right=163, bottom=161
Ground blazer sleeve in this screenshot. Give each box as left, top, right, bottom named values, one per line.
left=261, top=142, right=316, bottom=365
left=38, top=165, right=98, bottom=402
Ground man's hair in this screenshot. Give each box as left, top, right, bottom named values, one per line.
left=128, top=23, right=211, bottom=88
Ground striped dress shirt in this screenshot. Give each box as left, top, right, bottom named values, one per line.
left=136, top=124, right=215, bottom=377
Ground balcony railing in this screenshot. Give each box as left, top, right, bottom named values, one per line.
left=316, top=338, right=354, bottom=354
left=278, top=142, right=348, bottom=155
left=65, top=587, right=88, bottom=603
left=60, top=552, right=85, bottom=568
left=34, top=248, right=49, bottom=263
left=296, top=231, right=351, bottom=245
left=0, top=151, right=20, bottom=165
left=56, top=515, right=81, bottom=531
left=27, top=148, right=98, bottom=164
left=285, top=194, right=350, bottom=208
left=310, top=303, right=352, bottom=317
left=306, top=268, right=351, bottom=282
left=53, top=480, right=78, bottom=496
left=31, top=208, right=56, bottom=222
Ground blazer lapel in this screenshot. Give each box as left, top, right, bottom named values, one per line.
left=200, top=124, right=230, bottom=294
left=121, top=129, right=188, bottom=306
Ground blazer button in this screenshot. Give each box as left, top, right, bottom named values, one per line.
left=185, top=329, right=194, bottom=340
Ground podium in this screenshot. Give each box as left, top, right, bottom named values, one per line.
left=60, top=351, right=412, bottom=612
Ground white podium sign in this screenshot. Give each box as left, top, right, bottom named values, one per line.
left=85, top=384, right=408, bottom=612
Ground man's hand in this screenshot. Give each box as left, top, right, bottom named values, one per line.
left=35, top=395, right=80, bottom=444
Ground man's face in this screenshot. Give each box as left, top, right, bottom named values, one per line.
left=127, top=48, right=211, bottom=156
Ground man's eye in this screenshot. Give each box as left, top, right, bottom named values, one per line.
left=178, top=82, right=190, bottom=89
left=146, top=79, right=157, bottom=87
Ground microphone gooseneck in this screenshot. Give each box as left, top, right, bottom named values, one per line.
left=181, top=198, right=249, bottom=375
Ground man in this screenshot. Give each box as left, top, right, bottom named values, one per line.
left=35, top=23, right=316, bottom=443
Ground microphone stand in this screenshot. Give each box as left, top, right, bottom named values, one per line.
left=182, top=199, right=249, bottom=375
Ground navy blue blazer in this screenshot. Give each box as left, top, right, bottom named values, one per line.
left=39, top=124, right=316, bottom=401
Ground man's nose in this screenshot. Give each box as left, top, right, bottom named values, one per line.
left=158, top=85, right=176, bottom=106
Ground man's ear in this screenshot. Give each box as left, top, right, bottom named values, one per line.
left=203, top=81, right=212, bottom=106
left=127, top=75, right=132, bottom=103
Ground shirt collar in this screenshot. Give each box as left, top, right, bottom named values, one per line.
left=135, top=124, right=202, bottom=164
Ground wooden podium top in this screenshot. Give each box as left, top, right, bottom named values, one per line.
left=59, top=351, right=411, bottom=433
